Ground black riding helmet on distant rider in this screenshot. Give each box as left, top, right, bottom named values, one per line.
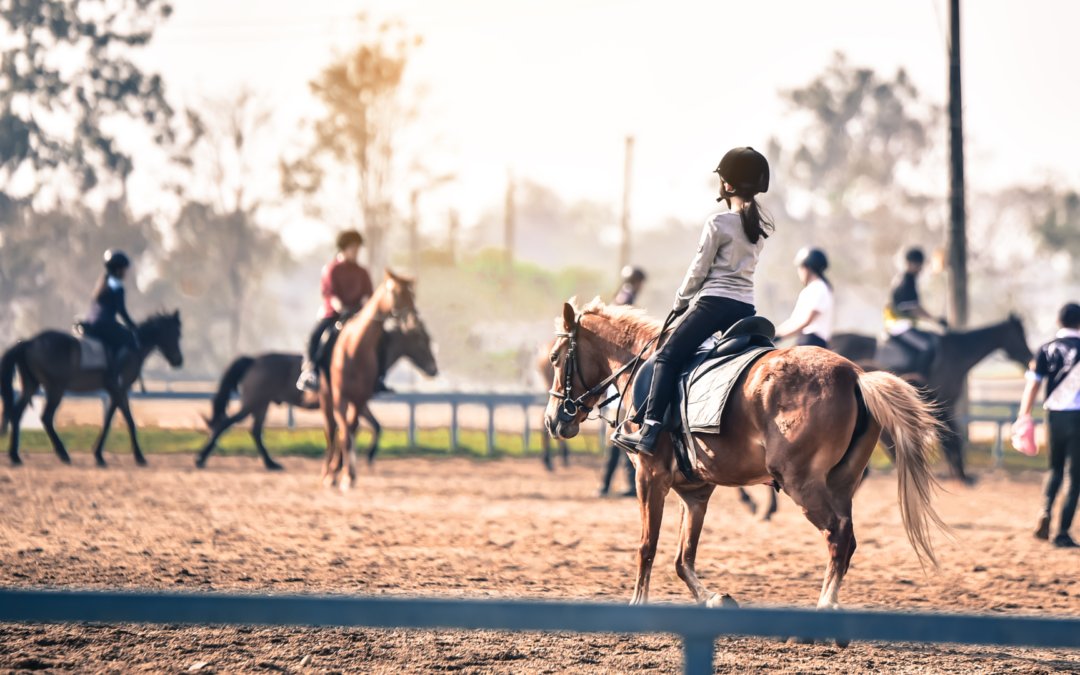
left=104, top=249, right=131, bottom=273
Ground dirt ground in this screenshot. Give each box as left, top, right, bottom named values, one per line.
left=1, top=453, right=1078, bottom=674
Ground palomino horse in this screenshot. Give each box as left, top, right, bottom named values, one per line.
left=1, top=312, right=184, bottom=467
left=831, top=316, right=1031, bottom=483
left=322, top=271, right=438, bottom=489
left=196, top=323, right=438, bottom=470
left=545, top=299, right=945, bottom=609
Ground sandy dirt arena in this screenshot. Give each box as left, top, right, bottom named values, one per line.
left=1, top=453, right=1079, bottom=674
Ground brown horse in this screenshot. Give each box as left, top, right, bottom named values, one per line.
left=195, top=322, right=438, bottom=471
left=1, top=312, right=184, bottom=467
left=536, top=344, right=570, bottom=471
left=322, top=271, right=437, bottom=489
left=545, top=298, right=946, bottom=609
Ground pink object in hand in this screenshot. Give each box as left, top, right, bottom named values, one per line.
left=1011, top=415, right=1038, bottom=456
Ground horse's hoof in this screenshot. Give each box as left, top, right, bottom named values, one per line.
left=195, top=459, right=206, bottom=469
left=835, top=637, right=851, bottom=649
left=265, top=462, right=285, bottom=472
left=135, top=458, right=148, bottom=467
left=707, top=594, right=739, bottom=609
left=58, top=455, right=72, bottom=465
left=96, top=461, right=108, bottom=469
left=10, top=457, right=22, bottom=467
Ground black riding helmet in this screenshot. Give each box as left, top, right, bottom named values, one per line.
left=905, top=247, right=925, bottom=265
left=794, top=247, right=828, bottom=274
left=714, top=147, right=769, bottom=201
left=104, top=249, right=131, bottom=273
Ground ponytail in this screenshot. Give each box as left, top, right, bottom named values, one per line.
left=733, top=195, right=773, bottom=244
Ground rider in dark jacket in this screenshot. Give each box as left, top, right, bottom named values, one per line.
left=85, top=249, right=139, bottom=389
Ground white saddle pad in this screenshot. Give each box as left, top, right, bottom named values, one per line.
left=76, top=336, right=108, bottom=370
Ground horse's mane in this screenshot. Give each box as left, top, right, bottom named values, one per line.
left=559, top=296, right=661, bottom=349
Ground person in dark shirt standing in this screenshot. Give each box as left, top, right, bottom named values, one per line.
left=297, top=230, right=374, bottom=392
left=84, top=249, right=139, bottom=390
left=595, top=266, right=646, bottom=497
left=884, top=248, right=948, bottom=374
left=1017, top=302, right=1080, bottom=548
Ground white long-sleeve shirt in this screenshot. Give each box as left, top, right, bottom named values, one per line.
left=673, top=211, right=764, bottom=311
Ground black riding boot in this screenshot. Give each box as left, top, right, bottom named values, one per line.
left=612, top=423, right=660, bottom=456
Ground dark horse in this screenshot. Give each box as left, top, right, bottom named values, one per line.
left=1, top=312, right=184, bottom=467
left=830, top=315, right=1032, bottom=482
left=195, top=322, right=438, bottom=470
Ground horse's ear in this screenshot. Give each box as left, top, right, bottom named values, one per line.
left=561, top=303, right=576, bottom=331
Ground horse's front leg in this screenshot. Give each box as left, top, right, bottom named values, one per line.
left=115, top=393, right=147, bottom=466
left=92, top=398, right=119, bottom=467
left=673, top=483, right=736, bottom=607
left=630, top=451, right=671, bottom=605
left=360, top=404, right=381, bottom=465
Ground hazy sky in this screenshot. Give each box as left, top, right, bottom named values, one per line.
left=126, top=0, right=1080, bottom=252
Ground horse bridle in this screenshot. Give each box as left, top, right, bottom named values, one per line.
left=549, top=313, right=667, bottom=429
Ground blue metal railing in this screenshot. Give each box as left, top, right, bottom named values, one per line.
left=1, top=589, right=1078, bottom=675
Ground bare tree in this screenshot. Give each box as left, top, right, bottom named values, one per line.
left=153, top=90, right=290, bottom=363
left=281, top=15, right=421, bottom=276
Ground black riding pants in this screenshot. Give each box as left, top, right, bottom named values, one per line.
left=644, top=296, right=755, bottom=423
left=796, top=333, right=828, bottom=348
left=307, top=316, right=339, bottom=364
left=1045, top=410, right=1080, bottom=534
left=86, top=320, right=137, bottom=354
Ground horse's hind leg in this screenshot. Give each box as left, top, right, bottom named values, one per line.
left=91, top=399, right=119, bottom=468
left=672, top=484, right=736, bottom=607
left=251, top=409, right=283, bottom=471
left=40, top=387, right=71, bottom=464
left=8, top=375, right=38, bottom=466
left=736, top=487, right=757, bottom=515
left=786, top=482, right=855, bottom=611
left=196, top=409, right=250, bottom=469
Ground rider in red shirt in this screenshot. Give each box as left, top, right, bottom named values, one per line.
left=297, top=230, right=374, bottom=392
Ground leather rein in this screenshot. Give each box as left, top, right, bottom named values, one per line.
left=548, top=310, right=676, bottom=429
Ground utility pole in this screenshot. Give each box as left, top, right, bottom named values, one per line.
left=504, top=169, right=515, bottom=283
left=618, top=136, right=634, bottom=274
left=947, top=0, right=968, bottom=328
left=408, top=190, right=420, bottom=278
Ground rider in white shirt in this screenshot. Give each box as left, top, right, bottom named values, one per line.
left=776, top=247, right=833, bottom=348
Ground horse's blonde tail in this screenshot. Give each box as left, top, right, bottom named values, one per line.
left=857, top=370, right=950, bottom=568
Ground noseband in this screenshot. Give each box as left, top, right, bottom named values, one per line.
left=549, top=315, right=661, bottom=428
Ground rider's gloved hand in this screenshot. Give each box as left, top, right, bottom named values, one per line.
left=937, top=317, right=949, bottom=330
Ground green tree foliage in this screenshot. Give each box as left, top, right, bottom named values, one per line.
left=763, top=53, right=946, bottom=325
left=282, top=16, right=421, bottom=274
left=0, top=0, right=174, bottom=195
left=0, top=195, right=159, bottom=342
left=1034, top=191, right=1080, bottom=260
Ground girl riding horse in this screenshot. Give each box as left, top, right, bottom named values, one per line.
left=614, top=147, right=771, bottom=455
